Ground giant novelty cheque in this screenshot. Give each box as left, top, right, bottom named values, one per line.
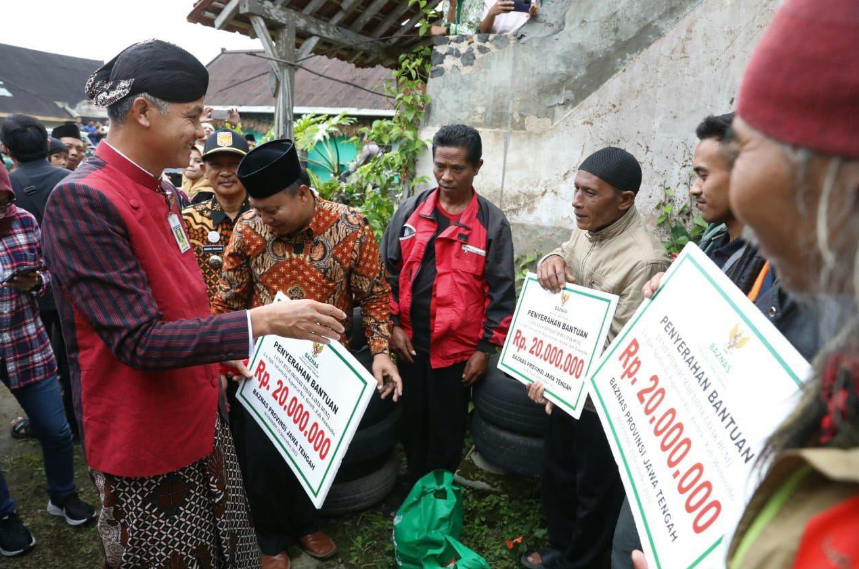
left=237, top=293, right=376, bottom=508
left=499, top=273, right=618, bottom=419
left=589, top=244, right=810, bottom=568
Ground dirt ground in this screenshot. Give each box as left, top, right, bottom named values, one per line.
left=0, top=391, right=544, bottom=568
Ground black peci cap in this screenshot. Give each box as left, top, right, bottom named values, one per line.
left=51, top=123, right=82, bottom=141
left=579, top=147, right=642, bottom=194
left=237, top=139, right=303, bottom=199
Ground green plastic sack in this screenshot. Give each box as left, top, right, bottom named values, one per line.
left=393, top=471, right=491, bottom=569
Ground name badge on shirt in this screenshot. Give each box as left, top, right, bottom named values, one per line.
left=168, top=213, right=191, bottom=253
left=462, top=244, right=486, bottom=257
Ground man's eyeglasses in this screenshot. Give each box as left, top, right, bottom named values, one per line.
left=0, top=197, right=16, bottom=211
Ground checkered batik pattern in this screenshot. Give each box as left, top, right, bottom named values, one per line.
left=211, top=198, right=392, bottom=355
left=90, top=419, right=260, bottom=569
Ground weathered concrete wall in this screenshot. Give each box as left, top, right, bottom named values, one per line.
left=417, top=0, right=778, bottom=256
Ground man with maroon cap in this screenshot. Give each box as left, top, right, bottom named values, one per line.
left=634, top=0, right=859, bottom=568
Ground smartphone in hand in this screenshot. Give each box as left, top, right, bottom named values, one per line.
left=2, top=266, right=40, bottom=285
left=512, top=0, right=532, bottom=12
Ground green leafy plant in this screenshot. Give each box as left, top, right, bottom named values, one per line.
left=515, top=251, right=543, bottom=293
left=655, top=187, right=708, bottom=255
left=254, top=0, right=437, bottom=241
left=340, top=25, right=434, bottom=239
left=306, top=170, right=343, bottom=201
left=293, top=112, right=357, bottom=179
left=460, top=486, right=546, bottom=567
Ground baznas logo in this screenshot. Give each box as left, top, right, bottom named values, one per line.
left=216, top=132, right=233, bottom=147
left=560, top=291, right=571, bottom=306
left=312, top=342, right=325, bottom=358
left=726, top=324, right=750, bottom=354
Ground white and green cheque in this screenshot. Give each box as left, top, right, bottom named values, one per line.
left=589, top=244, right=810, bottom=569
left=237, top=293, right=376, bottom=508
left=499, top=272, right=618, bottom=419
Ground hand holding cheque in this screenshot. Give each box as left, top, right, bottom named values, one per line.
left=499, top=272, right=618, bottom=420
left=239, top=294, right=392, bottom=507
left=588, top=245, right=810, bottom=568
left=249, top=299, right=346, bottom=343
left=502, top=245, right=812, bottom=567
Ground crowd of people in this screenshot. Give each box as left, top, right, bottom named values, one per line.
left=0, top=0, right=857, bottom=567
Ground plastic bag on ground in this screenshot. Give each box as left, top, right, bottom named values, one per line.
left=393, top=470, right=491, bottom=569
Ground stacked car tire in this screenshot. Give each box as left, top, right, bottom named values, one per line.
left=321, top=308, right=401, bottom=516
left=471, top=354, right=548, bottom=476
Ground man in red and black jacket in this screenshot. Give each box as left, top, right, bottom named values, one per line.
left=382, top=124, right=515, bottom=485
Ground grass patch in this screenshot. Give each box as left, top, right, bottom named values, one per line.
left=319, top=439, right=547, bottom=568
left=0, top=442, right=101, bottom=568
left=1, top=431, right=546, bottom=567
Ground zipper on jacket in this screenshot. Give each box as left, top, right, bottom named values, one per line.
left=580, top=242, right=596, bottom=280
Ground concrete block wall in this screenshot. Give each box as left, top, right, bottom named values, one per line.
left=417, top=0, right=778, bottom=255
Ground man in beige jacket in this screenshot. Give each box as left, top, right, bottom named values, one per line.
left=522, top=147, right=669, bottom=569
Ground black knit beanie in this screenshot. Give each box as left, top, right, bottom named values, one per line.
left=579, top=147, right=642, bottom=194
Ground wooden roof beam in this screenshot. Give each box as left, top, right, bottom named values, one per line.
left=330, top=0, right=364, bottom=24
left=382, top=0, right=442, bottom=45
left=298, top=0, right=363, bottom=60
left=205, top=9, right=252, bottom=30
left=371, top=1, right=413, bottom=38
left=214, top=0, right=240, bottom=29
left=301, top=0, right=329, bottom=16
left=349, top=0, right=389, bottom=32
left=239, top=0, right=396, bottom=62
left=214, top=0, right=291, bottom=30
left=248, top=14, right=281, bottom=76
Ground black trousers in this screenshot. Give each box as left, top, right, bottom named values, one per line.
left=399, top=352, right=470, bottom=481
left=40, top=309, right=77, bottom=439
left=610, top=498, right=640, bottom=569
left=541, top=408, right=625, bottom=569
left=243, top=410, right=318, bottom=555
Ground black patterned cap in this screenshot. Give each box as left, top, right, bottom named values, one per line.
left=237, top=139, right=303, bottom=199
left=86, top=40, right=208, bottom=108
left=579, top=146, right=643, bottom=194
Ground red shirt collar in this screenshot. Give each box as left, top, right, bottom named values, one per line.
left=96, top=142, right=162, bottom=191
left=419, top=188, right=480, bottom=228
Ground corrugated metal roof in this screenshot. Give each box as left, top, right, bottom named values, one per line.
left=0, top=43, right=102, bottom=121
left=205, top=50, right=393, bottom=112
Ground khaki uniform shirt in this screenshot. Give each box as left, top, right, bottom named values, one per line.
left=539, top=206, right=669, bottom=410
